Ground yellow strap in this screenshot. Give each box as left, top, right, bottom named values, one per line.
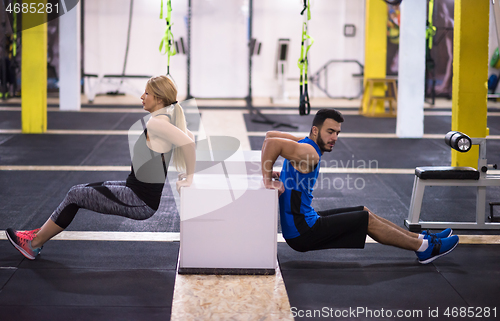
left=426, top=0, right=436, bottom=49
left=159, top=0, right=176, bottom=61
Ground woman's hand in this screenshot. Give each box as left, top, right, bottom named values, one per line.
left=176, top=179, right=191, bottom=193
left=176, top=173, right=193, bottom=193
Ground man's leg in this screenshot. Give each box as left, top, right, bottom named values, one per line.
left=364, top=206, right=420, bottom=239
left=366, top=212, right=423, bottom=251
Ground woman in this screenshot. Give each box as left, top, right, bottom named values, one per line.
left=6, top=75, right=196, bottom=260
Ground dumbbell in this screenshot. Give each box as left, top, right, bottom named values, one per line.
left=444, top=131, right=472, bottom=153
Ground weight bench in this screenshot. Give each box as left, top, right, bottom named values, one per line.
left=405, top=131, right=500, bottom=232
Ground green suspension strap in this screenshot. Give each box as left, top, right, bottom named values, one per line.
left=298, top=0, right=313, bottom=115
left=159, top=0, right=176, bottom=76
left=426, top=0, right=436, bottom=50
left=12, top=0, right=17, bottom=57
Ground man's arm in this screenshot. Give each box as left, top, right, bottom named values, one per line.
left=261, top=133, right=319, bottom=194
left=265, top=131, right=305, bottom=142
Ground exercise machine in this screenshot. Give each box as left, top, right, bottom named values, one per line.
left=405, top=131, right=500, bottom=231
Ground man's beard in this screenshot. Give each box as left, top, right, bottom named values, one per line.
left=317, top=134, right=333, bottom=153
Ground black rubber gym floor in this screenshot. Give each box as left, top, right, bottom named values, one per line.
left=278, top=243, right=500, bottom=321
left=0, top=240, right=178, bottom=321
left=1, top=107, right=500, bottom=320
left=244, top=112, right=500, bottom=135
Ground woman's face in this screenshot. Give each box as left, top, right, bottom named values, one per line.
left=141, top=86, right=162, bottom=113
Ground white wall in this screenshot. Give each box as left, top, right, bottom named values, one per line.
left=84, top=0, right=188, bottom=99
left=253, top=0, right=365, bottom=99
left=84, top=0, right=365, bottom=99
left=191, top=0, right=248, bottom=98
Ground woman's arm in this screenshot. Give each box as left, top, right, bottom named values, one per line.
left=176, top=140, right=195, bottom=192
left=146, top=117, right=196, bottom=192
left=177, top=129, right=196, bottom=189
left=147, top=116, right=193, bottom=148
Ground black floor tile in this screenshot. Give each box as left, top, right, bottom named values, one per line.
left=16, top=241, right=180, bottom=270
left=0, top=268, right=175, bottom=307
left=0, top=111, right=20, bottom=129
left=327, top=138, right=451, bottom=169
left=486, top=140, right=500, bottom=164
left=0, top=171, right=180, bottom=232
left=283, top=269, right=466, bottom=313
left=279, top=243, right=431, bottom=272
left=432, top=245, right=500, bottom=272
left=0, top=108, right=200, bottom=132
left=244, top=114, right=315, bottom=133
left=432, top=246, right=500, bottom=306
left=377, top=174, right=420, bottom=200
left=278, top=244, right=500, bottom=320
left=0, top=306, right=172, bottom=321
left=47, top=112, right=141, bottom=130
left=245, top=113, right=464, bottom=135
left=312, top=173, right=400, bottom=200
left=0, top=242, right=24, bottom=268
left=0, top=269, right=16, bottom=291
left=77, top=135, right=132, bottom=166
left=439, top=271, right=500, bottom=307
left=424, top=115, right=452, bottom=134
left=1, top=107, right=500, bottom=321
left=251, top=136, right=455, bottom=168
left=0, top=134, right=113, bottom=166
left=0, top=241, right=178, bottom=320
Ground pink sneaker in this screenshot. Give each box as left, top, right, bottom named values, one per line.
left=17, top=228, right=41, bottom=237
left=6, top=228, right=42, bottom=260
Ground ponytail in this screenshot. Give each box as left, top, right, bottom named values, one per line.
left=171, top=102, right=188, bottom=171
left=146, top=75, right=190, bottom=172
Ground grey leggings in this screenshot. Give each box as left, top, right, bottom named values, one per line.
left=49, top=181, right=156, bottom=229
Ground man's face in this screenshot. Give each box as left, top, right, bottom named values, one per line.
left=315, top=118, right=341, bottom=153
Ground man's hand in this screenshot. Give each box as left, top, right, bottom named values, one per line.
left=271, top=171, right=280, bottom=180
left=263, top=179, right=285, bottom=196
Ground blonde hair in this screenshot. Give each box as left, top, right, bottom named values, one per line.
left=146, top=75, right=188, bottom=171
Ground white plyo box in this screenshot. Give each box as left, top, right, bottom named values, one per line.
left=179, top=174, right=278, bottom=273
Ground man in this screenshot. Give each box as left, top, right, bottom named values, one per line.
left=261, top=108, right=458, bottom=264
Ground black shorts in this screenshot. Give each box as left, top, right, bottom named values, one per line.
left=285, top=206, right=369, bottom=252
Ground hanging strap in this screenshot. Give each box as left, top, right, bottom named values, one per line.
left=298, top=0, right=313, bottom=116
left=159, top=0, right=176, bottom=76
left=426, top=0, right=436, bottom=50
left=13, top=0, right=17, bottom=57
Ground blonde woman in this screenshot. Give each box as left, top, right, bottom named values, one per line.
left=6, top=75, right=195, bottom=260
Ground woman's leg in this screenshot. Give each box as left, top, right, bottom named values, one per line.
left=30, top=219, right=64, bottom=248
left=31, top=181, right=156, bottom=248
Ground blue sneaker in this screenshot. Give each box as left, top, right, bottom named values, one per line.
left=416, top=235, right=459, bottom=264
left=422, top=228, right=453, bottom=239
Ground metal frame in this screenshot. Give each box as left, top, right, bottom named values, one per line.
left=405, top=138, right=500, bottom=231
left=310, top=59, right=364, bottom=99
